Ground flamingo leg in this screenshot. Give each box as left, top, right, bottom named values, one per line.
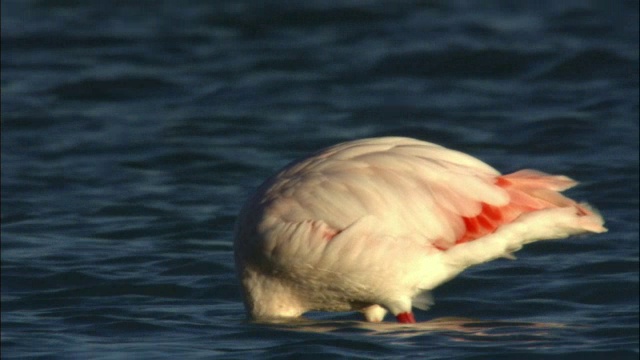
left=395, top=312, right=416, bottom=323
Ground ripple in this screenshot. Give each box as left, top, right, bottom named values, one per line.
left=50, top=76, right=180, bottom=101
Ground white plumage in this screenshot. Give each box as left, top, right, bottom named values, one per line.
left=234, top=137, right=606, bottom=323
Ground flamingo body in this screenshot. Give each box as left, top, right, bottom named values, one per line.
left=234, top=137, right=606, bottom=322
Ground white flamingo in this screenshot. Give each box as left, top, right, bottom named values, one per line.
left=234, top=137, right=606, bottom=323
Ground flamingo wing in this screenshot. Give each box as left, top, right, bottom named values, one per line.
left=254, top=137, right=507, bottom=247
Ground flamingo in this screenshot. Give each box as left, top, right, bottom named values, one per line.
left=233, top=137, right=606, bottom=323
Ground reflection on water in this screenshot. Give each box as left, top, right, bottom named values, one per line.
left=261, top=316, right=568, bottom=339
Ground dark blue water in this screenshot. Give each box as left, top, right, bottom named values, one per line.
left=2, top=1, right=638, bottom=358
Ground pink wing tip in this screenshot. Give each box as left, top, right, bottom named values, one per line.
left=576, top=203, right=608, bottom=233
left=501, top=169, right=578, bottom=191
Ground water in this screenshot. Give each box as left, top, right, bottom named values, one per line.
left=2, top=1, right=638, bottom=358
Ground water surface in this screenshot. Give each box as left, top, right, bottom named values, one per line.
left=2, top=1, right=638, bottom=359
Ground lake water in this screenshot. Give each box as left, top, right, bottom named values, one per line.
left=2, top=1, right=638, bottom=359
